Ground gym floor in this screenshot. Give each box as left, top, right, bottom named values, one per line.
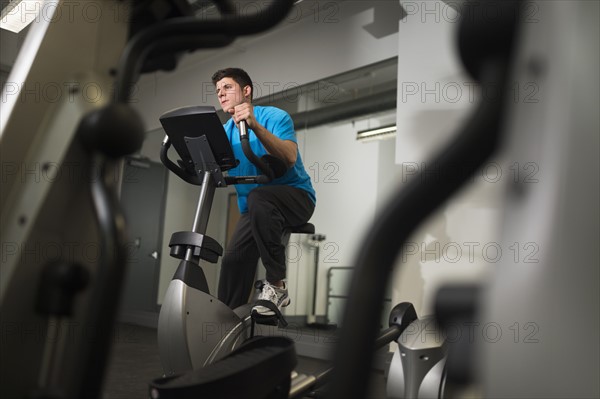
left=102, top=323, right=388, bottom=398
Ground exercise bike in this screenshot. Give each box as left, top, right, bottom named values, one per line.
left=153, top=106, right=451, bottom=398
left=157, top=105, right=315, bottom=375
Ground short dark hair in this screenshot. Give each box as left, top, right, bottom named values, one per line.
left=211, top=68, right=254, bottom=100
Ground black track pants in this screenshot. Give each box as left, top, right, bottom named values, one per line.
left=217, top=185, right=314, bottom=309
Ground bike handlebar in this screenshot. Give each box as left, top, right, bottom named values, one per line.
left=160, top=137, right=202, bottom=185
left=238, top=120, right=277, bottom=182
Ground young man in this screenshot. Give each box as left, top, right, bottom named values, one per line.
left=212, top=68, right=316, bottom=316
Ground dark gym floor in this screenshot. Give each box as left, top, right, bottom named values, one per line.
left=102, top=323, right=388, bottom=399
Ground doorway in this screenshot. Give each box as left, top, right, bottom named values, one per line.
left=119, top=157, right=168, bottom=327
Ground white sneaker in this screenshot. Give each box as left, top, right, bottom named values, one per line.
left=252, top=281, right=291, bottom=317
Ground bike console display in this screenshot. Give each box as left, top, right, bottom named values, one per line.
left=159, top=106, right=238, bottom=173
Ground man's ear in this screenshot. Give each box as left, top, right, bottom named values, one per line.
left=243, top=85, right=252, bottom=100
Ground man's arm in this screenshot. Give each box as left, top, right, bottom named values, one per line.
left=250, top=123, right=297, bottom=168
left=229, top=103, right=297, bottom=168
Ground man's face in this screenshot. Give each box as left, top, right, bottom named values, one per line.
left=215, top=77, right=247, bottom=112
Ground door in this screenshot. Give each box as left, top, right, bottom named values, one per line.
left=119, top=157, right=168, bottom=317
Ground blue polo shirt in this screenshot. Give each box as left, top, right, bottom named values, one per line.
left=223, top=106, right=316, bottom=214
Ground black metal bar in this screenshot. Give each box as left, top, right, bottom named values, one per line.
left=239, top=120, right=274, bottom=181
left=160, top=136, right=202, bottom=185
left=224, top=176, right=259, bottom=184
left=374, top=325, right=402, bottom=349
left=326, top=2, right=522, bottom=396
left=73, top=157, right=130, bottom=398
left=114, top=0, right=296, bottom=103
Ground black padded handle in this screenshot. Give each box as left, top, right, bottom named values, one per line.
left=160, top=136, right=202, bottom=185
left=238, top=120, right=287, bottom=183
left=114, top=1, right=296, bottom=103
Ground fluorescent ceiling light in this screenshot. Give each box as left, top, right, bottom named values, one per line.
left=1, top=0, right=44, bottom=33
left=357, top=125, right=397, bottom=142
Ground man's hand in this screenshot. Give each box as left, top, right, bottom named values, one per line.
left=228, top=103, right=257, bottom=130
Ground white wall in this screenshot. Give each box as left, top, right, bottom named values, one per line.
left=293, top=114, right=386, bottom=317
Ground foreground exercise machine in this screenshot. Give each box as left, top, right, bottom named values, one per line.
left=0, top=1, right=298, bottom=398
left=328, top=1, right=600, bottom=398
left=1, top=0, right=597, bottom=398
